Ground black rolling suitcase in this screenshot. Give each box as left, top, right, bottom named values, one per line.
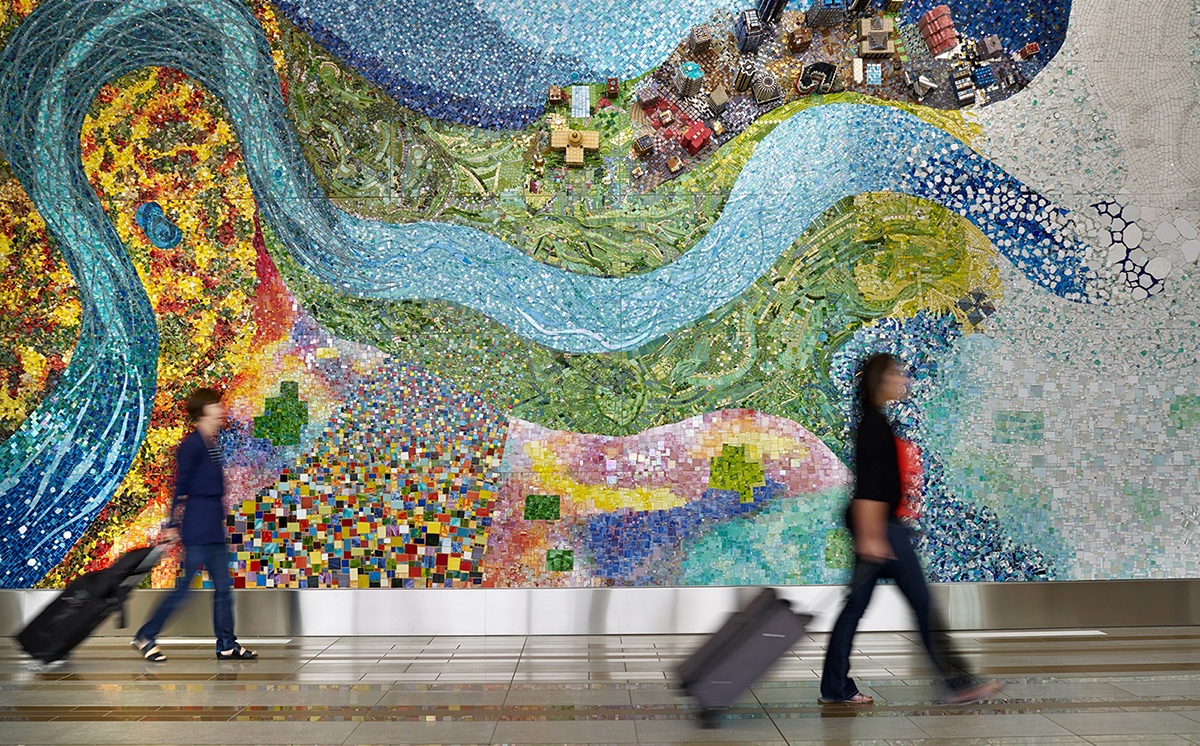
left=17, top=545, right=166, bottom=665
left=677, top=587, right=811, bottom=726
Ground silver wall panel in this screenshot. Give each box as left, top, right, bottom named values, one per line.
left=3, top=581, right=1198, bottom=639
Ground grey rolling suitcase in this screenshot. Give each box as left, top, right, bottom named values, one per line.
left=677, top=587, right=811, bottom=727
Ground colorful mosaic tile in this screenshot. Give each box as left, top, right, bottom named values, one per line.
left=0, top=0, right=1197, bottom=590
left=253, top=381, right=310, bottom=446
left=486, top=410, right=849, bottom=586
left=991, top=411, right=1045, bottom=445
left=825, top=528, right=854, bottom=570
left=523, top=495, right=562, bottom=521
left=229, top=358, right=507, bottom=588
left=546, top=549, right=574, bottom=573
left=709, top=444, right=767, bottom=503
left=271, top=0, right=1071, bottom=127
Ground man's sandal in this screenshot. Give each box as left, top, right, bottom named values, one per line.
left=216, top=646, right=258, bottom=660
left=132, top=639, right=167, bottom=663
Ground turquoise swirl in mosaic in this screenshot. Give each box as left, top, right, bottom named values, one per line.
left=0, top=0, right=1096, bottom=585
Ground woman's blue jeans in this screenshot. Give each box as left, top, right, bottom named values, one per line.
left=820, top=522, right=975, bottom=700
left=136, top=542, right=237, bottom=652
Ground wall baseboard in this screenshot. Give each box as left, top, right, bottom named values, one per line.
left=4, top=580, right=1197, bottom=638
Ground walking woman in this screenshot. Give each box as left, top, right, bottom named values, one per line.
left=132, top=388, right=257, bottom=663
left=819, top=353, right=1003, bottom=705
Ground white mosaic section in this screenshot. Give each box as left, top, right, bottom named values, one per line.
left=976, top=0, right=1200, bottom=215
left=934, top=259, right=1200, bottom=579
left=934, top=0, right=1200, bottom=579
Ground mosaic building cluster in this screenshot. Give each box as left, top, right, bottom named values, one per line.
left=0, top=0, right=1197, bottom=589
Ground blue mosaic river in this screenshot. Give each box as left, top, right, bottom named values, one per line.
left=0, top=0, right=1092, bottom=585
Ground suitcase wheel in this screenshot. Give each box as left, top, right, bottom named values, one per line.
left=699, top=708, right=722, bottom=729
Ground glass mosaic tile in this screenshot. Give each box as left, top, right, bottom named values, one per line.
left=0, top=0, right=1196, bottom=590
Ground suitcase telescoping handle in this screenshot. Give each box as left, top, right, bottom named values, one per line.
left=111, top=543, right=170, bottom=629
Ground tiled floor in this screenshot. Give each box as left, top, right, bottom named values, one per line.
left=4, top=628, right=1200, bottom=744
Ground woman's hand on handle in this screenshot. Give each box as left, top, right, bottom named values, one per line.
left=850, top=499, right=894, bottom=563
left=854, top=536, right=895, bottom=563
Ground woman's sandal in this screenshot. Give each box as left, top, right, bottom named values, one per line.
left=216, top=646, right=258, bottom=661
left=132, top=639, right=167, bottom=663
left=944, top=680, right=1006, bottom=705
left=818, top=692, right=874, bottom=705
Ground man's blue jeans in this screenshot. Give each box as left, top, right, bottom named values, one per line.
left=136, top=542, right=237, bottom=652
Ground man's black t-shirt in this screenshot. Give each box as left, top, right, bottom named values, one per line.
left=849, top=406, right=902, bottom=525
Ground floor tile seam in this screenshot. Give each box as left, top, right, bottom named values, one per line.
left=1020, top=642, right=1200, bottom=649
left=757, top=699, right=1200, bottom=719
left=12, top=672, right=1200, bottom=684
left=979, top=639, right=1200, bottom=646
left=748, top=678, right=796, bottom=745
left=242, top=681, right=279, bottom=708
left=1041, top=711, right=1200, bottom=739
left=18, top=697, right=1200, bottom=719
left=895, top=712, right=1083, bottom=743
left=496, top=632, right=527, bottom=714
left=513, top=652, right=671, bottom=658
left=513, top=652, right=672, bottom=657
left=964, top=671, right=1200, bottom=681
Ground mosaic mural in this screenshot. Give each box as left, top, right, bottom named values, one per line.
left=0, top=0, right=1197, bottom=589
